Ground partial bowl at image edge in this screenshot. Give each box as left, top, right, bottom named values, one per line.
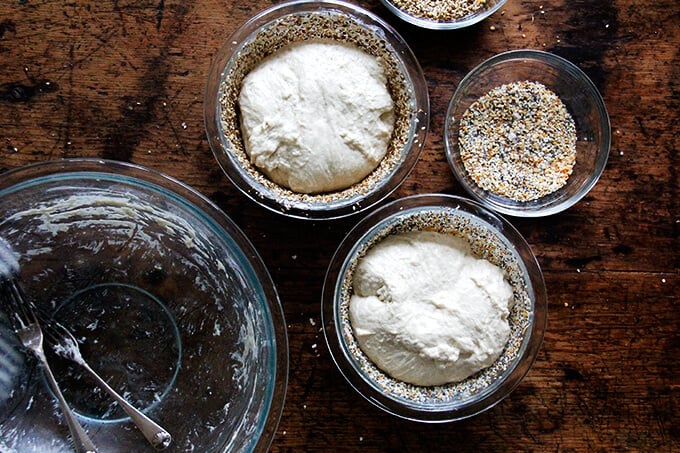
left=379, top=0, right=508, bottom=30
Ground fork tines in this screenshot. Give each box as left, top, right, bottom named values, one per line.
left=1, top=280, right=37, bottom=332
left=34, top=308, right=79, bottom=351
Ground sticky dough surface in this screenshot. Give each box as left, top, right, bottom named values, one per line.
left=349, top=231, right=513, bottom=386
left=238, top=40, right=395, bottom=194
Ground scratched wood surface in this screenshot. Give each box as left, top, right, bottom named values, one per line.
left=0, top=0, right=678, bottom=451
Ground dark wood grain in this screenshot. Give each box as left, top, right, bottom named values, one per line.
left=1, top=0, right=678, bottom=451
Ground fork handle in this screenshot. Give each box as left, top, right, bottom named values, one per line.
left=38, top=353, right=98, bottom=453
left=80, top=361, right=172, bottom=450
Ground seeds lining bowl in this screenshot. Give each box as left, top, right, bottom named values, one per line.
left=205, top=0, right=429, bottom=220
left=322, top=194, right=547, bottom=422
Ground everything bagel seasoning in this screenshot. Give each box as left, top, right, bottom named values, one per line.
left=458, top=80, right=577, bottom=202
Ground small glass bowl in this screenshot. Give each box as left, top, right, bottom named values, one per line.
left=445, top=50, right=611, bottom=217
left=321, top=194, right=547, bottom=422
left=379, top=0, right=507, bottom=30
left=204, top=0, right=429, bottom=220
left=0, top=159, right=287, bottom=452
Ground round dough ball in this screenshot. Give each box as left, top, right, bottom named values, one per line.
left=238, top=40, right=395, bottom=194
left=349, top=231, right=513, bottom=386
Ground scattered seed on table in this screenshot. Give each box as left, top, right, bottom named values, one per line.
left=458, top=80, right=577, bottom=202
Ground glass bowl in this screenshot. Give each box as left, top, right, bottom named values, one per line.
left=379, top=0, right=507, bottom=30
left=0, top=159, right=287, bottom=452
left=445, top=50, right=611, bottom=217
left=321, top=194, right=546, bottom=422
left=204, top=0, right=429, bottom=220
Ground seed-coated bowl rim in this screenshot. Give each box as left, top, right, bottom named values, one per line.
left=321, top=194, right=547, bottom=422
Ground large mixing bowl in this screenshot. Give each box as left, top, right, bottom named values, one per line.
left=0, top=159, right=287, bottom=452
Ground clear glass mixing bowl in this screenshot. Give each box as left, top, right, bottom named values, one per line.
left=0, top=159, right=287, bottom=452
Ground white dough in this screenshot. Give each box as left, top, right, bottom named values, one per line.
left=238, top=40, right=395, bottom=194
left=349, top=231, right=513, bottom=386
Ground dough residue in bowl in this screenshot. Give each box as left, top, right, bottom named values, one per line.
left=239, top=40, right=395, bottom=194
left=349, top=230, right=513, bottom=387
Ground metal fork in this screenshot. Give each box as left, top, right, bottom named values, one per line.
left=39, top=311, right=172, bottom=450
left=0, top=280, right=98, bottom=453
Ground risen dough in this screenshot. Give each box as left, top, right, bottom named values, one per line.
left=349, top=231, right=513, bottom=386
left=238, top=40, right=395, bottom=194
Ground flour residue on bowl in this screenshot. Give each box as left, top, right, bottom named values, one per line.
left=0, top=184, right=264, bottom=448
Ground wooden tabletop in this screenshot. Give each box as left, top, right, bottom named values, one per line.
left=1, top=0, right=678, bottom=451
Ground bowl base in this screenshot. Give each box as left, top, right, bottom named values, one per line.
left=47, top=283, right=181, bottom=424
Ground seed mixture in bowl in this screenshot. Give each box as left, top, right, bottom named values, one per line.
left=458, top=81, right=577, bottom=202
left=389, top=0, right=489, bottom=22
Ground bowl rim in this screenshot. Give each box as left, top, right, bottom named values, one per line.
left=444, top=49, right=611, bottom=217
left=321, top=193, right=547, bottom=422
left=0, top=158, right=289, bottom=452
left=379, top=0, right=508, bottom=30
left=204, top=0, right=429, bottom=221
